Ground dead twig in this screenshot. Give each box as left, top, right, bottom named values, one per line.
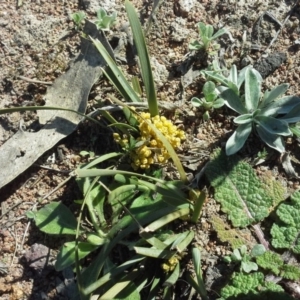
left=17, top=75, right=52, bottom=86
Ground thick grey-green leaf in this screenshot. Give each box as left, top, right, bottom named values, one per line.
left=226, top=123, right=252, bottom=155
left=279, top=103, right=300, bottom=123
left=261, top=83, right=289, bottom=107
left=33, top=202, right=77, bottom=235
left=260, top=96, right=300, bottom=116
left=220, top=88, right=247, bottom=114
left=254, top=115, right=291, bottom=136
left=205, top=149, right=273, bottom=227
left=256, top=125, right=285, bottom=153
left=245, top=68, right=261, bottom=111
left=271, top=190, right=300, bottom=254
left=234, top=114, right=253, bottom=125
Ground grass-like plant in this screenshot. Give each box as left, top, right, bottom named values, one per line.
left=91, top=0, right=188, bottom=181
left=27, top=151, right=202, bottom=299
left=189, top=22, right=229, bottom=53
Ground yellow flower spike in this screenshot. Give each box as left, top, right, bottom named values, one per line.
left=157, top=155, right=165, bottom=163
left=141, top=158, right=148, bottom=165
left=168, top=256, right=179, bottom=266
left=144, top=150, right=152, bottom=157
left=148, top=157, right=154, bottom=164
left=161, top=263, right=170, bottom=272
left=150, top=139, right=157, bottom=146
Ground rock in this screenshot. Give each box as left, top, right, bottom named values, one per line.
left=170, top=17, right=189, bottom=42
left=253, top=52, right=287, bottom=78
left=174, top=0, right=196, bottom=17
left=82, top=0, right=116, bottom=14
left=150, top=57, right=169, bottom=88
left=24, top=243, right=54, bottom=275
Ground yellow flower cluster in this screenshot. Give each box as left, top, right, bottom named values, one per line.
left=161, top=256, right=179, bottom=272
left=113, top=112, right=185, bottom=170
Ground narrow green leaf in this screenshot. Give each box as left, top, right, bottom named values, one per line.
left=79, top=152, right=122, bottom=170
left=0, top=106, right=102, bottom=126
left=84, top=256, right=145, bottom=295
left=134, top=247, right=175, bottom=259
left=99, top=269, right=140, bottom=300
left=237, top=65, right=251, bottom=90
left=164, top=263, right=180, bottom=286
left=147, top=274, right=161, bottom=300
left=132, top=76, right=142, bottom=96
left=125, top=0, right=158, bottom=116
left=191, top=248, right=208, bottom=299
left=33, top=202, right=77, bottom=235
left=171, top=231, right=194, bottom=253
left=191, top=190, right=206, bottom=223
left=144, top=207, right=190, bottom=232
left=108, top=122, right=139, bottom=133
left=204, top=24, right=213, bottom=39
left=91, top=37, right=141, bottom=103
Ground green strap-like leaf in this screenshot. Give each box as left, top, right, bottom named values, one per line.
left=125, top=0, right=158, bottom=117
left=91, top=37, right=142, bottom=103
